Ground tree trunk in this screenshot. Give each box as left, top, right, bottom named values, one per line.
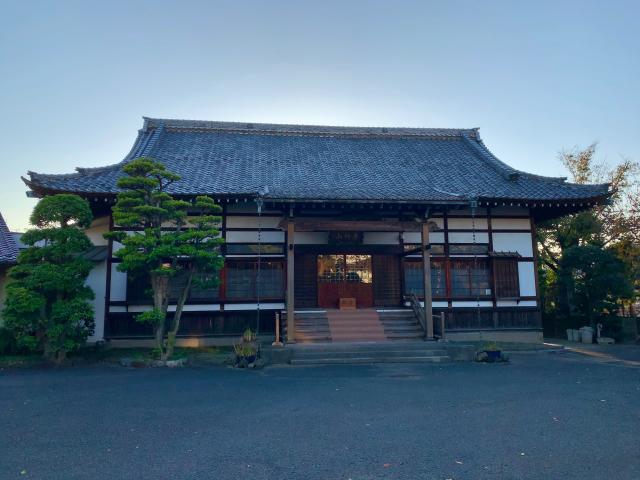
left=163, top=268, right=194, bottom=361
left=151, top=273, right=170, bottom=357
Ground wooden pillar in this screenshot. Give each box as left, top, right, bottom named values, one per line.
left=286, top=220, right=295, bottom=342
left=422, top=222, right=434, bottom=338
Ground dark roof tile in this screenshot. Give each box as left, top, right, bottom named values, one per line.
left=0, top=213, right=19, bottom=264
left=24, top=118, right=610, bottom=203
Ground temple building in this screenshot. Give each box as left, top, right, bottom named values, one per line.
left=23, top=118, right=609, bottom=344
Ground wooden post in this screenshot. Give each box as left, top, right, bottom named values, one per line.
left=286, top=220, right=295, bottom=343
left=440, top=312, right=446, bottom=341
left=422, top=222, right=434, bottom=338
left=272, top=311, right=283, bottom=346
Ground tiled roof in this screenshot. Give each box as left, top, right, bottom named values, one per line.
left=0, top=213, right=18, bottom=264
left=24, top=117, right=610, bottom=204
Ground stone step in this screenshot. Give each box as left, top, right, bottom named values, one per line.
left=293, top=349, right=448, bottom=359
left=379, top=317, right=420, bottom=323
left=381, top=323, right=422, bottom=330
left=289, top=341, right=434, bottom=351
left=387, top=333, right=425, bottom=340
left=290, top=355, right=450, bottom=365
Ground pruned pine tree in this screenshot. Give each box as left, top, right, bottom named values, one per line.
left=105, top=157, right=224, bottom=360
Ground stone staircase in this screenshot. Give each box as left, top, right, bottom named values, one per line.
left=378, top=309, right=425, bottom=340
left=289, top=341, right=449, bottom=365
left=326, top=309, right=387, bottom=342
left=289, top=311, right=331, bottom=343
left=286, top=308, right=425, bottom=343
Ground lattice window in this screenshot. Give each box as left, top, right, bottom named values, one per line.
left=493, top=255, right=520, bottom=299
left=225, top=260, right=285, bottom=299
left=450, top=259, right=490, bottom=297
left=403, top=260, right=446, bottom=297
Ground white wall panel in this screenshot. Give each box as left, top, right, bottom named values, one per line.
left=518, top=261, right=537, bottom=296
left=447, top=217, right=488, bottom=230
left=497, top=300, right=538, bottom=307
left=363, top=232, right=400, bottom=245
left=429, top=218, right=445, bottom=229
left=225, top=231, right=284, bottom=243
left=491, top=218, right=531, bottom=230
left=295, top=232, right=329, bottom=244
left=492, top=232, right=533, bottom=256
left=226, top=216, right=283, bottom=229
left=110, top=267, right=127, bottom=302
left=86, top=260, right=106, bottom=341
left=402, top=231, right=444, bottom=243
left=449, top=232, right=489, bottom=244
left=85, top=216, right=109, bottom=246
left=451, top=301, right=493, bottom=308
left=224, top=303, right=285, bottom=310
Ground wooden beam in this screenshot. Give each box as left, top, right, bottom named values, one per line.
left=422, top=222, right=434, bottom=338
left=286, top=220, right=295, bottom=342
left=278, top=218, right=441, bottom=232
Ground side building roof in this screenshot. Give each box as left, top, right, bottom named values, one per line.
left=24, top=118, right=610, bottom=205
left=0, top=213, right=19, bottom=265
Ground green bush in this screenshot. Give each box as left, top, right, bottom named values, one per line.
left=0, top=327, right=24, bottom=355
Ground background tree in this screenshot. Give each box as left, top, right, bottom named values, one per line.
left=106, top=157, right=224, bottom=360
left=2, top=194, right=95, bottom=363
left=558, top=244, right=633, bottom=327
left=537, top=144, right=639, bottom=334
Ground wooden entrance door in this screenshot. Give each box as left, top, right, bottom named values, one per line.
left=317, top=254, right=374, bottom=308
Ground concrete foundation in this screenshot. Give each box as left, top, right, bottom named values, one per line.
left=445, top=330, right=543, bottom=344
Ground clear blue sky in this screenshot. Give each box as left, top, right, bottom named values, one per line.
left=1, top=0, right=638, bottom=231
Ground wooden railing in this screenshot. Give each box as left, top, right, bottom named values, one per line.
left=405, top=294, right=427, bottom=338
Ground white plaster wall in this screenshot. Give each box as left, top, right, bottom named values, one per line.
left=402, top=232, right=445, bottom=243
left=110, top=266, right=127, bottom=302
left=294, top=232, right=329, bottom=244
left=491, top=218, right=531, bottom=230
left=128, top=304, right=222, bottom=313
left=448, top=232, right=489, bottom=244
left=226, top=216, right=283, bottom=229
left=363, top=232, right=400, bottom=245
left=407, top=301, right=450, bottom=308
left=447, top=217, right=488, bottom=230
left=497, top=300, right=538, bottom=307
left=225, top=231, right=285, bottom=243
left=518, top=261, right=537, bottom=297
left=451, top=301, right=494, bottom=308
left=224, top=302, right=285, bottom=310
left=492, top=232, right=533, bottom=256
left=85, top=216, right=109, bottom=246
left=86, top=260, right=107, bottom=342
left=428, top=218, right=445, bottom=229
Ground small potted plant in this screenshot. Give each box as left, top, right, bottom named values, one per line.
left=232, top=328, right=259, bottom=367
left=482, top=342, right=502, bottom=362
left=233, top=343, right=257, bottom=364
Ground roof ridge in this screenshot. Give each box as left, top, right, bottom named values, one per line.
left=143, top=117, right=479, bottom=139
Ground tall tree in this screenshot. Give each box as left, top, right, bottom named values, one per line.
left=537, top=144, right=639, bottom=321
left=2, top=194, right=95, bottom=363
left=538, top=144, right=639, bottom=273
left=105, top=157, right=224, bottom=360
left=558, top=244, right=633, bottom=327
